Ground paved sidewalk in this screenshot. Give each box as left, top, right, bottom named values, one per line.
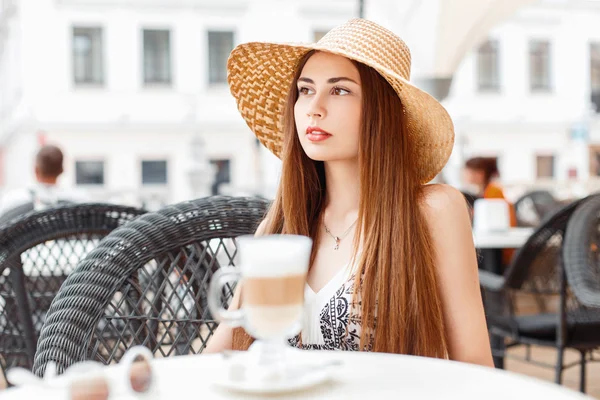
left=506, top=346, right=600, bottom=398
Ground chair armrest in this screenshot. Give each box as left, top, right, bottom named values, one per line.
left=479, top=270, right=505, bottom=291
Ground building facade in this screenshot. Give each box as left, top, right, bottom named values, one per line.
left=0, top=0, right=356, bottom=208
left=1, top=0, right=600, bottom=206
left=444, top=0, right=600, bottom=199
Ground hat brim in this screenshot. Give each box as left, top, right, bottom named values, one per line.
left=227, top=42, right=454, bottom=184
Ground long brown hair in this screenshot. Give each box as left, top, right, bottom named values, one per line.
left=232, top=51, right=448, bottom=358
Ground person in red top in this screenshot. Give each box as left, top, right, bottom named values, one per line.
left=464, top=157, right=516, bottom=265
left=464, top=157, right=516, bottom=224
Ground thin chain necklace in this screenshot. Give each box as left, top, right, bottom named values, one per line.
left=323, top=218, right=358, bottom=250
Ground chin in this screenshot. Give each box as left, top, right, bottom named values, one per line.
left=303, top=152, right=330, bottom=162
left=300, top=146, right=330, bottom=161
left=303, top=150, right=355, bottom=163
left=300, top=141, right=358, bottom=162
left=308, top=156, right=333, bottom=162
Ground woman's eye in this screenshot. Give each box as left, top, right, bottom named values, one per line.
left=298, top=87, right=314, bottom=95
left=333, top=87, right=350, bottom=95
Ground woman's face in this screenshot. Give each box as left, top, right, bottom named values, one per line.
left=294, top=52, right=362, bottom=162
left=463, top=167, right=485, bottom=187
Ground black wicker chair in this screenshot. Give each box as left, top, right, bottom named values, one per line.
left=479, top=194, right=600, bottom=393
left=0, top=203, right=146, bottom=373
left=564, top=194, right=600, bottom=310
left=562, top=195, right=600, bottom=380
left=32, top=196, right=269, bottom=377
left=514, top=190, right=560, bottom=227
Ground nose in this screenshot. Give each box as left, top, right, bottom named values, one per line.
left=306, top=94, right=326, bottom=120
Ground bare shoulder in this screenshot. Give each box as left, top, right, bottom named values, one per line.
left=418, top=184, right=476, bottom=280
left=419, top=183, right=468, bottom=217
left=255, top=217, right=270, bottom=236
left=418, top=184, right=473, bottom=245
left=419, top=185, right=493, bottom=367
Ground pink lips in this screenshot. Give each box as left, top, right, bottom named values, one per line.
left=306, top=126, right=332, bottom=142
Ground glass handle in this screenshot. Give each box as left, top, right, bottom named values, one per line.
left=208, top=267, right=245, bottom=328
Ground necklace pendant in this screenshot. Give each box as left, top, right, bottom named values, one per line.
left=334, top=237, right=340, bottom=250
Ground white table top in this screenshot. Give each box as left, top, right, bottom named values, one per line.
left=473, top=227, right=535, bottom=249
left=1, top=350, right=590, bottom=399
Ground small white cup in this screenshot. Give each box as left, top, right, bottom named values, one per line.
left=473, top=198, right=511, bottom=232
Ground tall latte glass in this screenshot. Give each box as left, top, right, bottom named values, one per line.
left=208, top=234, right=312, bottom=370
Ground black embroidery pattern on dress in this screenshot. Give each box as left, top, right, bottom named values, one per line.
left=289, top=275, right=366, bottom=351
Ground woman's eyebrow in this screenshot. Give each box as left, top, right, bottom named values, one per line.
left=298, top=77, right=359, bottom=84
left=327, top=77, right=358, bottom=84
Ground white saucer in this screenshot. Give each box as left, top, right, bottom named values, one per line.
left=212, top=350, right=337, bottom=394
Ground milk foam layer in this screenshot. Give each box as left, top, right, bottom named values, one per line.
left=237, top=234, right=312, bottom=277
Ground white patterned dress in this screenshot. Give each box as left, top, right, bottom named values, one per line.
left=288, top=261, right=366, bottom=350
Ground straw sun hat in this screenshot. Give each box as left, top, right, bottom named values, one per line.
left=227, top=18, right=455, bottom=183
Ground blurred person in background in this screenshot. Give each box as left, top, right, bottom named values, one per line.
left=463, top=157, right=516, bottom=224
left=0, top=144, right=87, bottom=224
left=464, top=157, right=509, bottom=206
left=464, top=156, right=516, bottom=265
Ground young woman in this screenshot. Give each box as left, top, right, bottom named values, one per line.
left=206, top=18, right=493, bottom=367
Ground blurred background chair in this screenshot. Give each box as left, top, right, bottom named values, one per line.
left=461, top=190, right=480, bottom=209
left=0, top=203, right=146, bottom=373
left=479, top=194, right=600, bottom=393
left=32, top=196, right=269, bottom=377
left=562, top=195, right=600, bottom=386
left=564, top=194, right=600, bottom=310
left=514, top=190, right=561, bottom=227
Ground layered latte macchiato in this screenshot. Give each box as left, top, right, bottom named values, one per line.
left=238, top=235, right=311, bottom=340
left=242, top=273, right=306, bottom=339
left=208, top=234, right=312, bottom=343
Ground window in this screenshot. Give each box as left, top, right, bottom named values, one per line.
left=75, top=161, right=104, bottom=185
left=476, top=39, right=500, bottom=92
left=143, top=29, right=171, bottom=85
left=529, top=40, right=552, bottom=92
left=208, top=31, right=234, bottom=84
left=73, top=27, right=103, bottom=85
left=210, top=159, right=230, bottom=195
left=141, top=160, right=168, bottom=185
left=536, top=155, right=555, bottom=179
left=591, top=42, right=600, bottom=112
left=313, top=30, right=329, bottom=42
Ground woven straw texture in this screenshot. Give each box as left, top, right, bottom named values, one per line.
left=227, top=18, right=454, bottom=184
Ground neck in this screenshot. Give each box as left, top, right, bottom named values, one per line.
left=482, top=180, right=493, bottom=192
left=37, top=177, right=57, bottom=185
left=323, top=158, right=360, bottom=221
